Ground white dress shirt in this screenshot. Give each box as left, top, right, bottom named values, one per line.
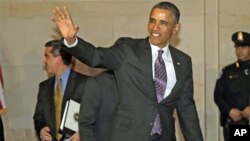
left=150, top=43, right=176, bottom=98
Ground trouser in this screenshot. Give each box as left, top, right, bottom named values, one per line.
left=223, top=118, right=249, bottom=141
left=0, top=116, right=4, bottom=141
left=223, top=126, right=230, bottom=141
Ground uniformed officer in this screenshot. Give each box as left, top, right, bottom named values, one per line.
left=214, top=31, right=250, bottom=141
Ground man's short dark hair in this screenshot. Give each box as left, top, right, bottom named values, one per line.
left=151, top=1, right=180, bottom=23
left=44, top=40, right=72, bottom=65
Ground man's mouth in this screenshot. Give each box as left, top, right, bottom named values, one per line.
left=152, top=33, right=160, bottom=37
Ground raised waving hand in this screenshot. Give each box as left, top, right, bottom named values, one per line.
left=52, top=6, right=78, bottom=44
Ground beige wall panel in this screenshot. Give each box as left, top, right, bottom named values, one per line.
left=74, top=16, right=114, bottom=47
left=205, top=0, right=220, bottom=140
left=114, top=16, right=148, bottom=39
left=176, top=1, right=204, bottom=17
left=178, top=16, right=204, bottom=64
left=219, top=1, right=250, bottom=67
left=0, top=18, right=54, bottom=65
left=3, top=65, right=44, bottom=128
left=193, top=64, right=205, bottom=134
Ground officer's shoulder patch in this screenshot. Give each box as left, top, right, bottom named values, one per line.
left=217, top=71, right=223, bottom=79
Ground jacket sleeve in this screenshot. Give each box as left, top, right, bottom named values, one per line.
left=214, top=69, right=232, bottom=120
left=62, top=37, right=126, bottom=70
left=79, top=77, right=102, bottom=141
left=33, top=83, right=46, bottom=138
left=176, top=57, right=204, bottom=141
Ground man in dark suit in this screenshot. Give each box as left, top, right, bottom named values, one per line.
left=33, top=40, right=89, bottom=141
left=52, top=1, right=203, bottom=141
left=79, top=70, right=117, bottom=141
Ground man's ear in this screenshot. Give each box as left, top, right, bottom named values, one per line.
left=173, top=23, right=181, bottom=35
left=56, top=56, right=63, bottom=65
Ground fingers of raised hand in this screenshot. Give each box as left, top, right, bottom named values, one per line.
left=52, top=6, right=67, bottom=22
left=62, top=6, right=72, bottom=20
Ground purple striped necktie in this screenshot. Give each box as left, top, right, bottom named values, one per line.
left=151, top=49, right=167, bottom=135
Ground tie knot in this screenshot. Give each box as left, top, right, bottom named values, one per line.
left=158, top=50, right=164, bottom=57
left=56, top=77, right=62, bottom=90
left=56, top=76, right=61, bottom=83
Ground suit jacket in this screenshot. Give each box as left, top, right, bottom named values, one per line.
left=79, top=71, right=117, bottom=141
left=33, top=69, right=89, bottom=140
left=63, top=37, right=203, bottom=141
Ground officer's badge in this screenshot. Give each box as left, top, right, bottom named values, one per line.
left=237, top=32, right=244, bottom=41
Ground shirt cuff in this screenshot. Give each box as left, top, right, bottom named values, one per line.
left=63, top=37, right=78, bottom=48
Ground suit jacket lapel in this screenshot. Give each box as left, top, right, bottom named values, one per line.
left=136, top=38, right=156, bottom=101
left=129, top=38, right=184, bottom=102
left=62, top=69, right=76, bottom=112
left=46, top=77, right=56, bottom=131
left=161, top=46, right=183, bottom=103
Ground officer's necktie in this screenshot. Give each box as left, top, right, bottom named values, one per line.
left=151, top=50, right=167, bottom=135
left=54, top=77, right=62, bottom=140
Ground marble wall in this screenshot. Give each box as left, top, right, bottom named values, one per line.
left=0, top=0, right=250, bottom=141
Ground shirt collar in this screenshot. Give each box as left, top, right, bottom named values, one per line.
left=150, top=43, right=171, bottom=61
left=60, top=68, right=71, bottom=83
left=56, top=67, right=71, bottom=90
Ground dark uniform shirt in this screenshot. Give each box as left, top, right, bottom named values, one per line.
left=214, top=60, right=250, bottom=126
